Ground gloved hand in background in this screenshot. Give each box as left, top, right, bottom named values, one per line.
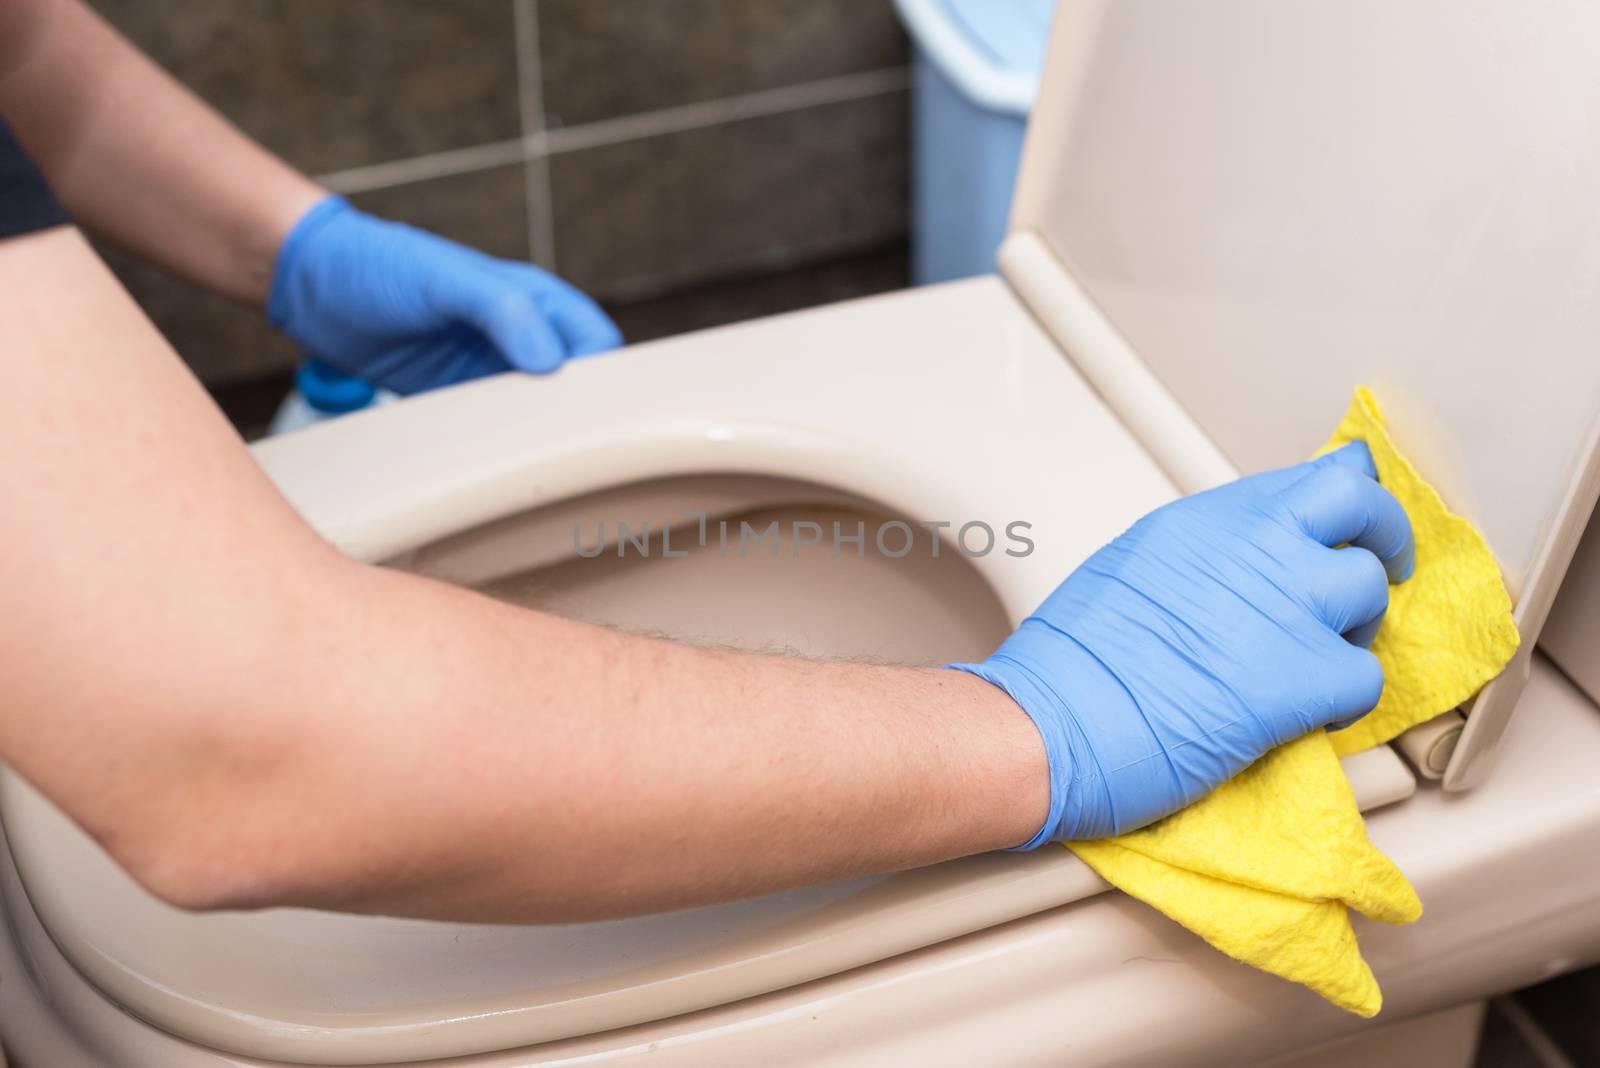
left=953, top=442, right=1415, bottom=846
left=268, top=196, right=622, bottom=396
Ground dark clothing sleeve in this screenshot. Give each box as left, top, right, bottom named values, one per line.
left=0, top=120, right=70, bottom=239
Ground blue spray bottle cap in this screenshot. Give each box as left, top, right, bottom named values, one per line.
left=295, top=358, right=378, bottom=415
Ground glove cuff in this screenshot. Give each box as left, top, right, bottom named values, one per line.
left=267, top=195, right=353, bottom=334
left=948, top=659, right=1067, bottom=851
left=949, top=624, right=1126, bottom=846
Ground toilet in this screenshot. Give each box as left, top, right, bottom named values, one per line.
left=7, top=2, right=1600, bottom=1065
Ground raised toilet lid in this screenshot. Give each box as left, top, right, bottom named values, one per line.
left=1002, top=0, right=1600, bottom=787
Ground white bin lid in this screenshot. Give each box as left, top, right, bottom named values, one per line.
left=894, top=0, right=1057, bottom=114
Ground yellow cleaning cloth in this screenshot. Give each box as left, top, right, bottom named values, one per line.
left=1067, top=387, right=1519, bottom=1016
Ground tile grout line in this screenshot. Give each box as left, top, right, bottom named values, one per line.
left=317, top=139, right=526, bottom=197
left=533, top=66, right=910, bottom=157
left=315, top=65, right=911, bottom=198
left=513, top=0, right=559, bottom=270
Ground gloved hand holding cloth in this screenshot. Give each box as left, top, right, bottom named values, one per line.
left=955, top=437, right=1412, bottom=844
left=955, top=389, right=1519, bottom=1014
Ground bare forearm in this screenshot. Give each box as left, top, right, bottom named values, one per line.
left=101, top=555, right=1043, bottom=922
left=228, top=567, right=1045, bottom=921
left=0, top=0, right=323, bottom=302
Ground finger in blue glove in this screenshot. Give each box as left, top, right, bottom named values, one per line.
left=268, top=197, right=622, bottom=395
left=952, top=442, right=1415, bottom=845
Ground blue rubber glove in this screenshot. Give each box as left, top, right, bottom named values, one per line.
left=268, top=197, right=622, bottom=395
left=952, top=442, right=1415, bottom=846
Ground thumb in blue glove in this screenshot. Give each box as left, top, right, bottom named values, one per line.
left=952, top=442, right=1415, bottom=846
left=268, top=197, right=622, bottom=395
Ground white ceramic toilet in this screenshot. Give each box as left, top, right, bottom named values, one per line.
left=7, top=2, right=1600, bottom=1065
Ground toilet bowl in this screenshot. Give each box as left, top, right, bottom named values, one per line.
left=9, top=1, right=1600, bottom=1064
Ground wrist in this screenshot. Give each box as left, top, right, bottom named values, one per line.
left=938, top=665, right=1053, bottom=851
left=226, top=176, right=326, bottom=308
left=952, top=624, right=1132, bottom=844
left=265, top=195, right=350, bottom=332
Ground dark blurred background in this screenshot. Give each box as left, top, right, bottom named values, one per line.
left=86, top=0, right=913, bottom=437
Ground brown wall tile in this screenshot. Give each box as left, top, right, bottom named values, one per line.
left=549, top=90, right=908, bottom=301
left=79, top=1, right=913, bottom=391
left=89, top=0, right=522, bottom=175
left=539, top=0, right=908, bottom=128
left=606, top=245, right=907, bottom=344
left=349, top=163, right=531, bottom=263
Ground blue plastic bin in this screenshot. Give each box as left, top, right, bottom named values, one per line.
left=894, top=0, right=1057, bottom=284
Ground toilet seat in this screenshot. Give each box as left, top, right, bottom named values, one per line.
left=245, top=276, right=1171, bottom=587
